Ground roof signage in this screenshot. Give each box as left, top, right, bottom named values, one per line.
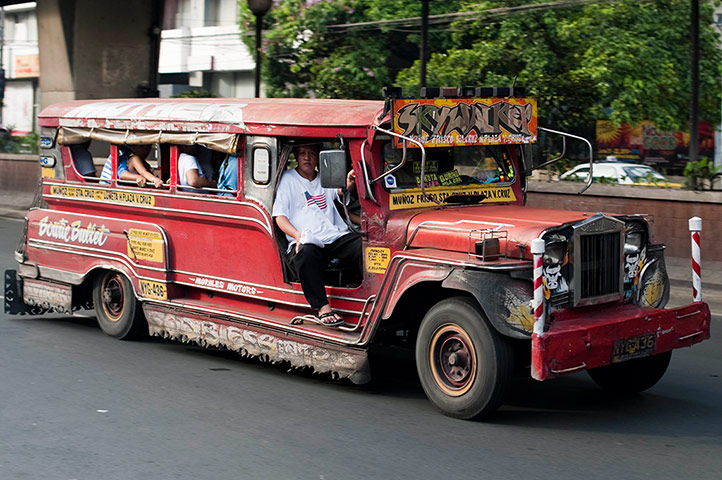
left=393, top=98, right=537, bottom=148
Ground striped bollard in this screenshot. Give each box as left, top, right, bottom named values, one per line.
left=530, top=238, right=546, bottom=380
left=689, top=217, right=702, bottom=302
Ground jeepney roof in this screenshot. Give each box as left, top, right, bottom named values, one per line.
left=38, top=98, right=386, bottom=136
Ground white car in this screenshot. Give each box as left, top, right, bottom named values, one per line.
left=559, top=162, right=681, bottom=187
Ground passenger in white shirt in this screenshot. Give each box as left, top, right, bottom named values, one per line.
left=272, top=144, right=360, bottom=327
left=178, top=145, right=216, bottom=192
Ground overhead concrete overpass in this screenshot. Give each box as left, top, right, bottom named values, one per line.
left=1, top=0, right=163, bottom=110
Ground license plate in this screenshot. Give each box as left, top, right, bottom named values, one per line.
left=611, top=333, right=656, bottom=363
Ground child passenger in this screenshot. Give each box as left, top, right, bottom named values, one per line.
left=100, top=144, right=163, bottom=188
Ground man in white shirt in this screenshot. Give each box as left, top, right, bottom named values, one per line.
left=178, top=145, right=216, bottom=192
left=272, top=144, right=360, bottom=327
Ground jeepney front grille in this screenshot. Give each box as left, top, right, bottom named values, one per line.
left=579, top=232, right=621, bottom=299
left=571, top=214, right=625, bottom=306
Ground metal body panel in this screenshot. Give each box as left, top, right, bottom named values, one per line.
left=532, top=302, right=711, bottom=380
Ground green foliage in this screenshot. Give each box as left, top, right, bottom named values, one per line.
left=0, top=131, right=39, bottom=154
left=683, top=157, right=722, bottom=190
left=397, top=0, right=722, bottom=131
left=240, top=0, right=463, bottom=99
left=245, top=0, right=722, bottom=133
left=171, top=89, right=217, bottom=98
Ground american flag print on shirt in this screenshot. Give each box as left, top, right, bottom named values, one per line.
left=304, top=191, right=327, bottom=209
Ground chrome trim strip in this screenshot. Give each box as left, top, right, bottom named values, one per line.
left=550, top=362, right=587, bottom=374
left=43, top=194, right=273, bottom=236
left=28, top=239, right=169, bottom=273
left=679, top=331, right=704, bottom=341
left=171, top=268, right=368, bottom=304
left=676, top=310, right=702, bottom=320
left=26, top=244, right=168, bottom=288
left=170, top=279, right=365, bottom=314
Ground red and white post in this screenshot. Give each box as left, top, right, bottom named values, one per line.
left=689, top=217, right=702, bottom=302
left=531, top=238, right=546, bottom=380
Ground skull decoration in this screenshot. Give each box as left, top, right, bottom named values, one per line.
left=543, top=264, right=568, bottom=293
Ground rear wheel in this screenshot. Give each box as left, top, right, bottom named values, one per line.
left=587, top=351, right=671, bottom=393
left=92, top=271, right=145, bottom=339
left=415, top=297, right=513, bottom=420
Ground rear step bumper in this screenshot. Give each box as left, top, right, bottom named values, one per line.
left=532, top=302, right=711, bottom=380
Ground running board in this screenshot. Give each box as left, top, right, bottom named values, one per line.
left=143, top=304, right=371, bottom=385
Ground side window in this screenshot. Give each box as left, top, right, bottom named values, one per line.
left=100, top=143, right=163, bottom=189
left=68, top=140, right=109, bottom=181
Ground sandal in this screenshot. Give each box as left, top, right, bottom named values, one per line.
left=289, top=311, right=344, bottom=327
left=317, top=310, right=344, bottom=327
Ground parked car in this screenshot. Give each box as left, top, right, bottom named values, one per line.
left=559, top=162, right=681, bottom=187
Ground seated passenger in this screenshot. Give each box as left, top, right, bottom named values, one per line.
left=178, top=145, right=216, bottom=192
left=70, top=141, right=97, bottom=177
left=216, top=154, right=238, bottom=196
left=272, top=143, right=360, bottom=327
left=100, top=144, right=163, bottom=188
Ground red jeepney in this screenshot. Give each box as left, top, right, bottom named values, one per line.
left=4, top=91, right=710, bottom=419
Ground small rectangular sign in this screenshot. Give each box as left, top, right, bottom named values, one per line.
left=389, top=185, right=516, bottom=210
left=393, top=98, right=537, bottom=148
left=126, top=228, right=164, bottom=263
left=365, top=247, right=391, bottom=274
left=40, top=136, right=54, bottom=149
left=40, top=156, right=56, bottom=168
left=139, top=279, right=167, bottom=300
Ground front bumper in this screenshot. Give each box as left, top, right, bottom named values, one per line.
left=531, top=302, right=711, bottom=380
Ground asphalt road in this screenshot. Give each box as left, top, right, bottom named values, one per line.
left=1, top=216, right=720, bottom=480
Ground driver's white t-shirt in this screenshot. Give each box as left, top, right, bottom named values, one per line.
left=272, top=169, right=349, bottom=252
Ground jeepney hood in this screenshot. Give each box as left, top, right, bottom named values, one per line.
left=405, top=206, right=600, bottom=259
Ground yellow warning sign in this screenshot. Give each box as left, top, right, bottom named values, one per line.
left=139, top=279, right=167, bottom=300
left=49, top=185, right=155, bottom=206
left=366, top=247, right=391, bottom=274
left=126, top=228, right=164, bottom=263
left=41, top=167, right=55, bottom=178
left=389, top=185, right=516, bottom=210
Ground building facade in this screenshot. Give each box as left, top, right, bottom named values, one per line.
left=159, top=0, right=256, bottom=98
left=1, top=1, right=39, bottom=134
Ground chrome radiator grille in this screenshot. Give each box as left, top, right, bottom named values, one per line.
left=572, top=214, right=625, bottom=306
left=579, top=232, right=621, bottom=299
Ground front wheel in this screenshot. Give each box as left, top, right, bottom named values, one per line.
left=415, top=297, right=513, bottom=420
left=92, top=270, right=145, bottom=340
left=587, top=351, right=672, bottom=393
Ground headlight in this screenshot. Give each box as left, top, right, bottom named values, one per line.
left=543, top=241, right=567, bottom=266
left=624, top=230, right=645, bottom=254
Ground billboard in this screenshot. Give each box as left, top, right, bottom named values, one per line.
left=596, top=120, right=715, bottom=174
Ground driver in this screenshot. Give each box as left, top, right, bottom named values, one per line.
left=272, top=143, right=361, bottom=327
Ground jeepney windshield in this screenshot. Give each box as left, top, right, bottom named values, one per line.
left=381, top=141, right=517, bottom=193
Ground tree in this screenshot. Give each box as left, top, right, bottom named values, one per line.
left=239, top=0, right=463, bottom=99
left=242, top=0, right=722, bottom=131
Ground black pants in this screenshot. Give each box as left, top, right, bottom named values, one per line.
left=288, top=233, right=362, bottom=310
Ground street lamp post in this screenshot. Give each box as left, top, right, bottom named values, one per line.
left=248, top=0, right=273, bottom=98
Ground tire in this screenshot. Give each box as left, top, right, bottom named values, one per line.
left=587, top=351, right=672, bottom=393
left=415, top=296, right=513, bottom=420
left=92, top=270, right=145, bottom=340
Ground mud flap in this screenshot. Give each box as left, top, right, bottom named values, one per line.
left=4, top=269, right=26, bottom=314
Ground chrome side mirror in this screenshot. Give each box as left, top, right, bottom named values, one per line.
left=319, top=149, right=347, bottom=189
